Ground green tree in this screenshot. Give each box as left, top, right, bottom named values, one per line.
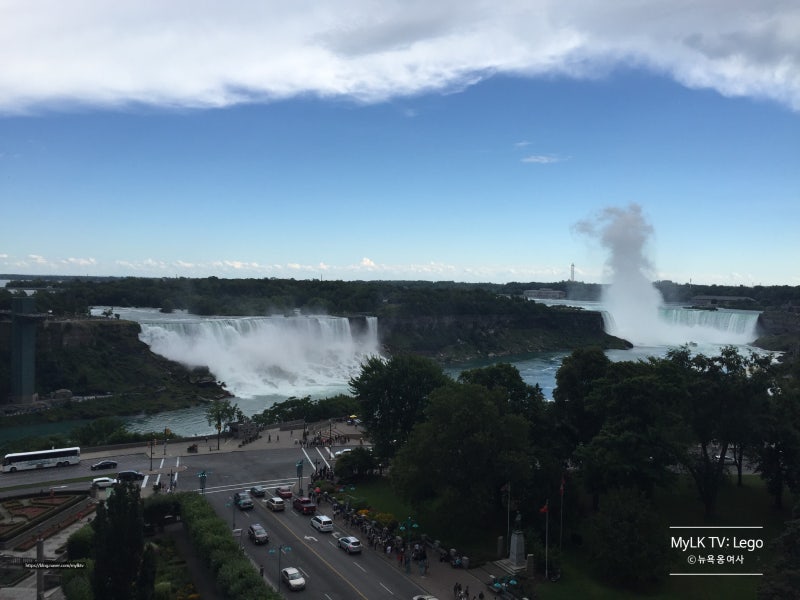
left=667, top=346, right=775, bottom=516
left=205, top=398, right=239, bottom=450
left=576, top=361, right=683, bottom=507
left=756, top=388, right=800, bottom=508
left=391, top=382, right=529, bottom=531
left=92, top=483, right=146, bottom=600
left=332, top=447, right=376, bottom=481
left=758, top=516, right=800, bottom=600
left=552, top=347, right=611, bottom=460
left=587, top=487, right=668, bottom=588
left=350, top=354, right=449, bottom=457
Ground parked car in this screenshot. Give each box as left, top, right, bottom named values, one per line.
left=715, top=454, right=737, bottom=466
left=234, top=491, right=254, bottom=510
left=266, top=497, right=286, bottom=512
left=91, top=460, right=118, bottom=471
left=117, top=470, right=145, bottom=482
left=281, top=567, right=306, bottom=590
left=292, top=497, right=316, bottom=515
left=275, top=486, right=293, bottom=499
left=310, top=515, right=333, bottom=532
left=250, top=485, right=267, bottom=497
left=338, top=536, right=362, bottom=554
left=247, top=523, right=269, bottom=545
left=92, top=477, right=117, bottom=489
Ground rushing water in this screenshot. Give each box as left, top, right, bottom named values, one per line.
left=102, top=302, right=762, bottom=437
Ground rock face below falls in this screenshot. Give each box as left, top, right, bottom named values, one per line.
left=377, top=309, right=630, bottom=362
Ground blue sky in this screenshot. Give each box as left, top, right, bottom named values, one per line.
left=1, top=1, right=799, bottom=286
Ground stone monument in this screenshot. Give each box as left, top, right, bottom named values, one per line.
left=509, top=510, right=525, bottom=567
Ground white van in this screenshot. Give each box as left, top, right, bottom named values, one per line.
left=310, top=515, right=334, bottom=532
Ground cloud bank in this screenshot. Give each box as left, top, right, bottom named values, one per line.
left=1, top=0, right=798, bottom=113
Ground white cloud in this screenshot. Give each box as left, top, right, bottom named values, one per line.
left=521, top=154, right=561, bottom=164
left=1, top=1, right=798, bottom=113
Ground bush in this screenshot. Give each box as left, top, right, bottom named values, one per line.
left=586, top=487, right=668, bottom=588
left=67, top=524, right=95, bottom=560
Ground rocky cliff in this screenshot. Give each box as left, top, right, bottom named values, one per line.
left=379, top=308, right=630, bottom=362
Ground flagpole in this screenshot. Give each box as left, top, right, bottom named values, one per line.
left=507, top=482, right=511, bottom=555
left=559, top=476, right=565, bottom=552
left=545, top=499, right=549, bottom=580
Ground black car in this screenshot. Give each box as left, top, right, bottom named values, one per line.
left=91, top=460, right=118, bottom=471
left=117, top=470, right=145, bottom=482
left=250, top=485, right=267, bottom=497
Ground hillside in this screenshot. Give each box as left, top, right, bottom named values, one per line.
left=0, top=318, right=229, bottom=418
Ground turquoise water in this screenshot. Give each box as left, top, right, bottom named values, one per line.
left=0, top=419, right=91, bottom=445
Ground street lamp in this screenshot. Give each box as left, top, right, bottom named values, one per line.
left=226, top=496, right=236, bottom=529
left=398, top=516, right=418, bottom=574
left=270, top=544, right=291, bottom=592
left=296, top=459, right=304, bottom=496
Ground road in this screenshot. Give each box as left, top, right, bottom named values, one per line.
left=1, top=444, right=432, bottom=599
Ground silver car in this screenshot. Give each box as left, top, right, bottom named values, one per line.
left=281, top=567, right=306, bottom=590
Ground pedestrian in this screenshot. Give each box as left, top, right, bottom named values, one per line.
left=479, top=593, right=484, bottom=600
left=259, top=565, right=264, bottom=577
left=454, top=582, right=460, bottom=598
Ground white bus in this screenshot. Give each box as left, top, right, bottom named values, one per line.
left=2, top=447, right=82, bottom=473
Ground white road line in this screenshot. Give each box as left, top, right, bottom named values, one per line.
left=379, top=582, right=395, bottom=595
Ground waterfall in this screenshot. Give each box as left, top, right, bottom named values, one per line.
left=121, top=311, right=381, bottom=398
left=601, top=306, right=760, bottom=347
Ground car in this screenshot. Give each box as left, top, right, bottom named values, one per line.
left=266, top=497, right=286, bottom=512
left=292, top=496, right=316, bottom=515
left=334, top=448, right=353, bottom=457
left=338, top=536, right=362, bottom=554
left=250, top=485, right=267, bottom=497
left=117, top=470, right=145, bottom=482
left=247, top=523, right=269, bottom=544
left=234, top=491, right=254, bottom=510
left=715, top=454, right=737, bottom=466
left=280, top=567, right=306, bottom=591
left=412, top=596, right=439, bottom=600
left=310, top=515, right=333, bottom=532
left=91, top=460, right=118, bottom=471
left=92, top=476, right=117, bottom=489
left=275, top=485, right=293, bottom=499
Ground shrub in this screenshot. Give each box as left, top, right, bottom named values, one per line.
left=67, top=524, right=95, bottom=560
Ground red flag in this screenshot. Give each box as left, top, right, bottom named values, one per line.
left=539, top=502, right=548, bottom=514
left=559, top=476, right=565, bottom=497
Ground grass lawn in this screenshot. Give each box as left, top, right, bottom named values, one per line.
left=347, top=472, right=796, bottom=600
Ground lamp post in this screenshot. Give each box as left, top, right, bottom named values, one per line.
left=227, top=496, right=236, bottom=529
left=296, top=459, right=304, bottom=496
left=271, top=543, right=291, bottom=592
left=398, top=516, right=418, bottom=548
left=399, top=516, right=418, bottom=574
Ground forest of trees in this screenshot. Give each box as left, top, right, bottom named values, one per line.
left=3, top=275, right=800, bottom=317
left=347, top=346, right=800, bottom=591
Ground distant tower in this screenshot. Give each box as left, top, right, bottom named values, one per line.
left=570, top=263, right=575, bottom=282
left=10, top=296, right=43, bottom=404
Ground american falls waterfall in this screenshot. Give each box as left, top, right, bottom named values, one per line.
left=116, top=309, right=380, bottom=398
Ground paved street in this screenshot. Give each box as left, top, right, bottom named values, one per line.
left=2, top=421, right=508, bottom=599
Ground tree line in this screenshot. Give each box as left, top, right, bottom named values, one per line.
left=348, top=347, right=800, bottom=590
left=4, top=276, right=799, bottom=317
